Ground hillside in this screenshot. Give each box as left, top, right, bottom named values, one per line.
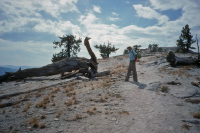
left=0, top=67, right=17, bottom=76
left=0, top=65, right=40, bottom=76
left=0, top=54, right=200, bottom=133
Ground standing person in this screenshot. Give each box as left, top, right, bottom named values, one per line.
left=125, top=46, right=138, bottom=82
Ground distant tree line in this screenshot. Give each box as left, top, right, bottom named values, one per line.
left=148, top=44, right=163, bottom=52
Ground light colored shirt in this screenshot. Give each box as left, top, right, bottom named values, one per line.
left=129, top=49, right=137, bottom=61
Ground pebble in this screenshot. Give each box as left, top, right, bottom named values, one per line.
left=47, top=111, right=56, bottom=114
left=54, top=118, right=59, bottom=121
left=104, top=103, right=113, bottom=106
left=111, top=118, right=117, bottom=121
left=97, top=110, right=102, bottom=113
left=57, top=129, right=63, bottom=132
left=176, top=103, right=184, bottom=106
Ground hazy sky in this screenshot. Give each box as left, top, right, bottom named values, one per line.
left=0, top=0, right=200, bottom=66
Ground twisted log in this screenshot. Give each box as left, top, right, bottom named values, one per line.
left=166, top=51, right=200, bottom=67
left=84, top=37, right=97, bottom=64
left=0, top=37, right=96, bottom=82
left=0, top=57, right=97, bottom=83
left=0, top=37, right=109, bottom=83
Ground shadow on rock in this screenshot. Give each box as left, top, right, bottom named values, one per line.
left=130, top=81, right=147, bottom=89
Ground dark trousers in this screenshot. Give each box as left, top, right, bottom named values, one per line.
left=125, top=61, right=138, bottom=82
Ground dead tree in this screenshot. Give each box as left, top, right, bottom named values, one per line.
left=0, top=37, right=102, bottom=83
left=196, top=34, right=200, bottom=59
left=84, top=37, right=97, bottom=63
left=166, top=51, right=200, bottom=67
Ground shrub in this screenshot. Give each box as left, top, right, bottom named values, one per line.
left=161, top=86, right=169, bottom=93
left=182, top=123, right=190, bottom=130
left=193, top=112, right=200, bottom=119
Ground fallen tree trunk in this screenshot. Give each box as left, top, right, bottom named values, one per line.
left=0, top=37, right=108, bottom=83
left=166, top=51, right=200, bottom=67
left=0, top=57, right=97, bottom=83
left=0, top=37, right=97, bottom=83
left=61, top=70, right=111, bottom=79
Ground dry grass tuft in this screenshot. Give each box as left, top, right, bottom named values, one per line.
left=51, top=103, right=56, bottom=106
left=56, top=110, right=63, bottom=118
left=196, top=76, right=200, bottom=80
left=66, top=91, right=76, bottom=96
left=104, top=94, right=109, bottom=99
left=161, top=86, right=170, bottom=93
left=102, top=82, right=110, bottom=88
left=49, top=88, right=60, bottom=95
left=35, top=92, right=42, bottom=98
left=86, top=109, right=95, bottom=115
left=75, top=114, right=83, bottom=119
left=40, top=114, right=46, bottom=119
left=84, top=84, right=87, bottom=87
left=43, top=96, right=50, bottom=101
left=91, top=86, right=95, bottom=90
left=72, top=96, right=76, bottom=100
left=166, top=67, right=193, bottom=78
left=51, top=94, right=56, bottom=98
left=35, top=96, right=50, bottom=108
left=93, top=106, right=97, bottom=111
left=40, top=123, right=46, bottom=129
left=28, top=117, right=39, bottom=128
left=2, top=109, right=6, bottom=113
left=65, top=100, right=73, bottom=106
left=115, top=94, right=122, bottom=98
left=100, top=96, right=107, bottom=102
left=23, top=103, right=32, bottom=112
left=118, top=111, right=130, bottom=115
left=105, top=111, right=109, bottom=115
left=182, top=123, right=190, bottom=130
left=69, top=87, right=75, bottom=91
left=193, top=112, right=200, bottom=119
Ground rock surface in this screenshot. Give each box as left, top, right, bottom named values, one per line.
left=0, top=53, right=200, bottom=133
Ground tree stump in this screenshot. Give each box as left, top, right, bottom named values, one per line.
left=166, top=51, right=200, bottom=67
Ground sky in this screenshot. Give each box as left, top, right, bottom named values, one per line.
left=0, top=0, right=200, bottom=67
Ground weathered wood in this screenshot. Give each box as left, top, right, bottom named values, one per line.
left=61, top=70, right=111, bottom=80
left=196, top=34, right=200, bottom=59
left=0, top=57, right=97, bottom=83
left=0, top=37, right=98, bottom=83
left=97, top=70, right=110, bottom=77
left=84, top=37, right=97, bottom=64
left=0, top=37, right=99, bottom=83
left=166, top=51, right=200, bottom=67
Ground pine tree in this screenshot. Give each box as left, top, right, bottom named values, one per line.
left=94, top=41, right=118, bottom=58
left=177, top=24, right=196, bottom=53
left=52, top=34, right=82, bottom=62
left=133, top=45, right=142, bottom=58
left=133, top=45, right=141, bottom=52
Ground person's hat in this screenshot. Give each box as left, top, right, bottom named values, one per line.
left=127, top=46, right=132, bottom=49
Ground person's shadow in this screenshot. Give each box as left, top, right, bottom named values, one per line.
left=129, top=81, right=147, bottom=89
